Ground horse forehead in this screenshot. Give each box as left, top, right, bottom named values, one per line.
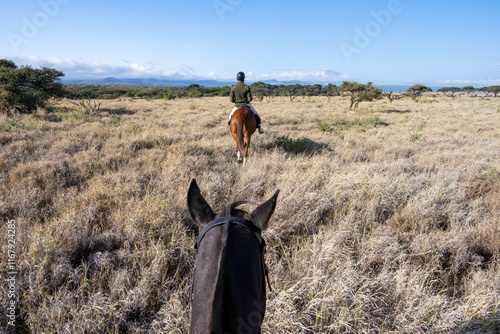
left=206, top=220, right=259, bottom=245
left=197, top=223, right=261, bottom=261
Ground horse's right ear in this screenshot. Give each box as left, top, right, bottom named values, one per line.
left=249, top=189, right=279, bottom=231
left=187, top=179, right=215, bottom=229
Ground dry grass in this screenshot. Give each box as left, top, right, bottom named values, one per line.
left=1, top=95, right=499, bottom=333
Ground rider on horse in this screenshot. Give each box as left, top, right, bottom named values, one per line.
left=228, top=72, right=265, bottom=134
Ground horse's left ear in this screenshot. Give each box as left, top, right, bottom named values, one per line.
left=249, top=190, right=280, bottom=231
left=187, top=179, right=215, bottom=230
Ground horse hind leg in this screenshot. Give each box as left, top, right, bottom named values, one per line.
left=243, top=137, right=251, bottom=165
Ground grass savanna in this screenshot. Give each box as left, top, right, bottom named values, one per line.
left=0, top=94, right=499, bottom=333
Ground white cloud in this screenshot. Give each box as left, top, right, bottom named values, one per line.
left=439, top=78, right=500, bottom=86
left=7, top=56, right=348, bottom=83
left=251, top=68, right=346, bottom=82
left=10, top=56, right=205, bottom=80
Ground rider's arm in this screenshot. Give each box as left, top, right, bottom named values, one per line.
left=230, top=86, right=236, bottom=103
left=247, top=86, right=253, bottom=103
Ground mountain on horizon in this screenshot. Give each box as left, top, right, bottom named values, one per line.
left=61, top=77, right=316, bottom=88
left=61, top=77, right=442, bottom=93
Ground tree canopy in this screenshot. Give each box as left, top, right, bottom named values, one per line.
left=462, top=86, right=476, bottom=95
left=437, top=87, right=462, bottom=94
left=406, top=84, right=432, bottom=101
left=479, top=86, right=500, bottom=97
left=340, top=81, right=383, bottom=110
left=0, top=59, right=65, bottom=114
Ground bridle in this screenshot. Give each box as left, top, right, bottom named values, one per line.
left=191, top=216, right=272, bottom=301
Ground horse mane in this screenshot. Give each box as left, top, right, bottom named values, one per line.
left=221, top=200, right=248, bottom=217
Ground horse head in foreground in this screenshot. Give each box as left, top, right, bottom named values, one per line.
left=230, top=107, right=256, bottom=166
left=187, top=179, right=279, bottom=334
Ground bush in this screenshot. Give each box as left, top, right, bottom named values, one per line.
left=317, top=117, right=388, bottom=133
left=163, top=90, right=176, bottom=100
left=359, top=116, right=388, bottom=128
left=276, top=135, right=309, bottom=153
left=316, top=121, right=331, bottom=132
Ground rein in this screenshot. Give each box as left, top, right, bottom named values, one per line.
left=191, top=217, right=272, bottom=301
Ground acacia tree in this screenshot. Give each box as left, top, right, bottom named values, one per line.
left=437, top=87, right=461, bottom=97
left=0, top=59, right=65, bottom=114
left=340, top=81, right=382, bottom=110
left=462, top=86, right=476, bottom=96
left=384, top=91, right=403, bottom=103
left=406, top=84, right=432, bottom=101
left=480, top=86, right=500, bottom=97
left=437, top=87, right=448, bottom=95
left=491, top=86, right=500, bottom=97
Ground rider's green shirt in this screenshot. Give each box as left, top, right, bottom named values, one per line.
left=230, top=81, right=253, bottom=107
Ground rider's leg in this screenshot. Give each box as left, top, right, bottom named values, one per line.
left=228, top=106, right=238, bottom=125
left=248, top=104, right=260, bottom=118
left=248, top=104, right=265, bottom=134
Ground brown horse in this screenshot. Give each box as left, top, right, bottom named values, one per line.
left=230, top=107, right=256, bottom=165
left=187, top=179, right=279, bottom=334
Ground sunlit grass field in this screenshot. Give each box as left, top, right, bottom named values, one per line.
left=1, top=95, right=499, bottom=333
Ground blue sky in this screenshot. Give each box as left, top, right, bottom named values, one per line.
left=1, top=0, right=499, bottom=85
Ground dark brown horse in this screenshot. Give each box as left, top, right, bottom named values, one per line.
left=229, top=107, right=256, bottom=165
left=187, top=179, right=279, bottom=334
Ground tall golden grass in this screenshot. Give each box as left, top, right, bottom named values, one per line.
left=1, top=94, right=499, bottom=333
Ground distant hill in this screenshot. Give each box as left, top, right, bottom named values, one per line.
left=61, top=77, right=443, bottom=93
left=62, top=77, right=319, bottom=88
left=62, top=77, right=235, bottom=88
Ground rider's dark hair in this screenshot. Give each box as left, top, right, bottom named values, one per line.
left=237, top=72, right=245, bottom=81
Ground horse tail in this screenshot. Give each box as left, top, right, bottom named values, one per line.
left=236, top=111, right=246, bottom=156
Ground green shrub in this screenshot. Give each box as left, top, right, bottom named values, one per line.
left=163, top=90, right=176, bottom=100
left=318, top=117, right=387, bottom=133
left=276, top=135, right=309, bottom=153
left=334, top=118, right=348, bottom=126
left=410, top=121, right=426, bottom=142
left=0, top=117, right=26, bottom=131
left=316, top=121, right=331, bottom=132
left=359, top=116, right=388, bottom=128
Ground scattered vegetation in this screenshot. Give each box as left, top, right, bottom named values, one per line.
left=384, top=91, right=404, bottom=103
left=67, top=98, right=102, bottom=114
left=275, top=135, right=310, bottom=153
left=437, top=86, right=463, bottom=95
left=316, top=121, right=332, bottom=132
left=317, top=117, right=388, bottom=133
left=0, top=116, right=26, bottom=131
left=340, top=81, right=383, bottom=110
left=406, top=84, right=433, bottom=101
left=409, top=120, right=427, bottom=142
left=479, top=85, right=500, bottom=97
